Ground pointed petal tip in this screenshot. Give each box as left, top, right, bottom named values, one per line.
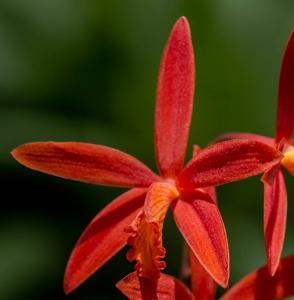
left=267, top=262, right=278, bottom=277
left=63, top=279, right=73, bottom=295
left=11, top=144, right=24, bottom=161
left=266, top=241, right=283, bottom=278
left=213, top=262, right=229, bottom=288
left=11, top=144, right=31, bottom=166
left=221, top=276, right=229, bottom=289
left=176, top=16, right=190, bottom=27
left=63, top=268, right=83, bottom=295
left=10, top=149, right=17, bottom=160
left=178, top=16, right=187, bottom=21
left=173, top=16, right=191, bottom=37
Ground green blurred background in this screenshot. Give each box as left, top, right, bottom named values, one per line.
left=1, top=1, right=294, bottom=299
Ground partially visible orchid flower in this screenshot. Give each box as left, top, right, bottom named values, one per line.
left=11, top=17, right=282, bottom=295
left=214, top=30, right=294, bottom=276
left=117, top=254, right=294, bottom=300
left=221, top=254, right=294, bottom=300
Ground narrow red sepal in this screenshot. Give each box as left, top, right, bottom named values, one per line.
left=11, top=142, right=160, bottom=188
left=155, top=16, right=195, bottom=177
left=276, top=30, right=294, bottom=143
left=172, top=192, right=229, bottom=288
left=178, top=140, right=282, bottom=189
left=221, top=255, right=294, bottom=300
left=116, top=272, right=195, bottom=300
left=264, top=169, right=287, bottom=276
left=189, top=187, right=217, bottom=300
left=63, top=188, right=146, bottom=294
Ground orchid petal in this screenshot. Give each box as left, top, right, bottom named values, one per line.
left=172, top=193, right=229, bottom=288
left=213, top=132, right=274, bottom=146
left=189, top=187, right=217, bottom=300
left=179, top=187, right=217, bottom=300
left=190, top=249, right=217, bottom=300
left=12, top=142, right=160, bottom=188
left=178, top=140, right=282, bottom=189
left=264, top=169, right=287, bottom=276
left=221, top=255, right=294, bottom=300
left=276, top=30, right=294, bottom=142
left=116, top=272, right=195, bottom=300
left=63, top=188, right=146, bottom=294
left=155, top=16, right=195, bottom=177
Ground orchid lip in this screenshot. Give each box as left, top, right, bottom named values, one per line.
left=125, top=180, right=180, bottom=278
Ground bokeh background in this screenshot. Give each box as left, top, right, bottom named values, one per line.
left=1, top=1, right=294, bottom=299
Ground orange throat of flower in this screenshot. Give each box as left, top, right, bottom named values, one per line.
left=125, top=181, right=179, bottom=279
left=281, top=145, right=294, bottom=175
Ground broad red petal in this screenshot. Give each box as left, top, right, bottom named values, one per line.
left=63, top=188, right=146, bottom=294
left=12, top=142, right=160, bottom=188
left=190, top=249, right=217, bottom=300
left=213, top=132, right=274, bottom=147
left=264, top=169, right=287, bottom=275
left=188, top=187, right=217, bottom=300
left=155, top=17, right=195, bottom=177
left=178, top=140, right=282, bottom=189
left=276, top=30, right=294, bottom=143
left=116, top=272, right=195, bottom=300
left=221, top=255, right=294, bottom=300
left=172, top=193, right=229, bottom=288
left=179, top=187, right=217, bottom=300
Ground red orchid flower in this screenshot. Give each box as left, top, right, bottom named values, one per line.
left=11, top=17, right=282, bottom=294
left=214, top=30, right=294, bottom=276
left=116, top=254, right=294, bottom=300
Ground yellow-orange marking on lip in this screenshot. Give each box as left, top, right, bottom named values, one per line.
left=281, top=146, right=294, bottom=175
left=125, top=182, right=179, bottom=279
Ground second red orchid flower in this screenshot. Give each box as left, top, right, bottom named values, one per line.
left=11, top=17, right=282, bottom=294
left=215, top=30, right=294, bottom=276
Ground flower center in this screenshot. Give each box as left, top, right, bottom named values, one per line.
left=125, top=180, right=179, bottom=279
left=281, top=145, right=294, bottom=175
